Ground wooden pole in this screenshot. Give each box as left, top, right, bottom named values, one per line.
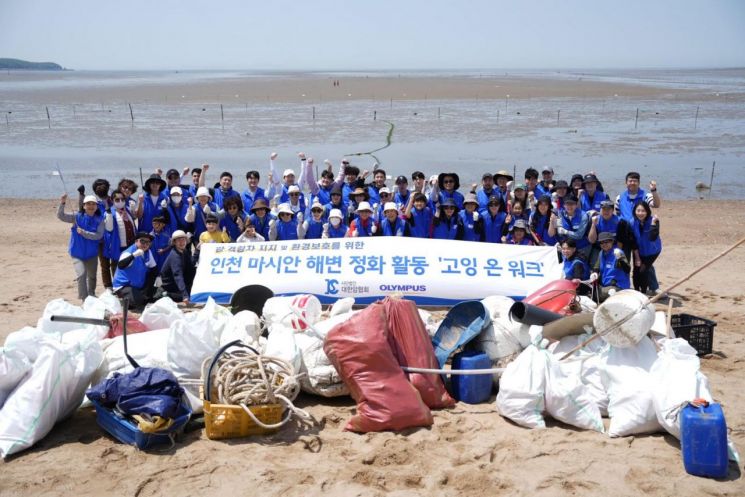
left=666, top=298, right=674, bottom=339
left=128, top=103, right=134, bottom=126
left=45, top=106, right=51, bottom=129
left=634, top=108, right=639, bottom=129
left=496, top=109, right=499, bottom=123
left=390, top=98, right=393, bottom=109
left=373, top=110, right=376, bottom=121
left=708, top=161, right=716, bottom=191
left=694, top=105, right=699, bottom=129
left=560, top=235, right=745, bottom=360
left=220, top=104, right=224, bottom=130
left=312, top=106, right=316, bottom=121
left=438, top=107, right=441, bottom=119
left=557, top=110, right=560, bottom=124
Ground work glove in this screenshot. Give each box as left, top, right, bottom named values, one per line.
left=613, top=248, right=625, bottom=260
left=203, top=204, right=211, bottom=215
left=557, top=227, right=568, bottom=236
left=77, top=184, right=85, bottom=195
left=351, top=229, right=358, bottom=237
left=371, top=224, right=378, bottom=234
left=589, top=272, right=599, bottom=283
left=160, top=199, right=168, bottom=209
left=133, top=249, right=144, bottom=258
left=268, top=219, right=277, bottom=229
left=472, top=211, right=479, bottom=222
left=297, top=211, right=304, bottom=223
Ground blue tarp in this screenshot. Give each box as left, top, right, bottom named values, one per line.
left=86, top=368, right=185, bottom=419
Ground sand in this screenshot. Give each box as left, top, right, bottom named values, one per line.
left=1, top=197, right=744, bottom=496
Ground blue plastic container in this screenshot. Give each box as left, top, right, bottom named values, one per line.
left=432, top=301, right=489, bottom=368
left=680, top=402, right=729, bottom=479
left=91, top=400, right=192, bottom=450
left=450, top=351, right=492, bottom=404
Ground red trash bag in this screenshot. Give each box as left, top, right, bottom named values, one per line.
left=522, top=279, right=579, bottom=314
left=323, top=302, right=433, bottom=432
left=383, top=296, right=455, bottom=409
left=107, top=314, right=150, bottom=339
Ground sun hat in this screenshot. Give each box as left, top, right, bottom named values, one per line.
left=494, top=170, right=514, bottom=181
left=144, top=174, right=167, bottom=193
left=196, top=186, right=212, bottom=199
left=277, top=203, right=294, bottom=216
left=356, top=201, right=373, bottom=212
left=82, top=195, right=98, bottom=204
left=329, top=208, right=343, bottom=220
left=171, top=230, right=188, bottom=241
left=598, top=232, right=616, bottom=242
left=250, top=198, right=269, bottom=212
left=169, top=186, right=183, bottom=195
left=283, top=169, right=295, bottom=178
left=383, top=202, right=398, bottom=213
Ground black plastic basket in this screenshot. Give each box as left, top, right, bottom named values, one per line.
left=671, top=313, right=716, bottom=356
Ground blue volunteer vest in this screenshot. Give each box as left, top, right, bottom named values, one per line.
left=380, top=217, right=407, bottom=236
left=241, top=187, right=265, bottom=215
left=634, top=218, right=662, bottom=257
left=220, top=213, right=245, bottom=241
left=580, top=190, right=608, bottom=212
left=352, top=216, right=375, bottom=237
left=166, top=201, right=191, bottom=235
left=69, top=212, right=102, bottom=260
left=563, top=257, right=590, bottom=280
left=250, top=213, right=272, bottom=240
left=304, top=218, right=325, bottom=240
left=192, top=201, right=218, bottom=240
left=617, top=189, right=647, bottom=222
left=433, top=216, right=459, bottom=240
left=561, top=210, right=590, bottom=250
left=600, top=247, right=631, bottom=289
left=276, top=219, right=299, bottom=241
left=483, top=212, right=506, bottom=243
left=113, top=244, right=153, bottom=289
left=459, top=210, right=480, bottom=242
left=597, top=214, right=619, bottom=236
left=151, top=231, right=171, bottom=271
left=531, top=213, right=557, bottom=245
left=409, top=207, right=433, bottom=238
left=139, top=192, right=168, bottom=233
left=327, top=222, right=347, bottom=238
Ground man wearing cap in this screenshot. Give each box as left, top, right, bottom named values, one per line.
left=588, top=199, right=635, bottom=265
left=137, top=173, right=168, bottom=234
left=393, top=175, right=411, bottom=210
left=241, top=170, right=266, bottom=215
left=158, top=230, right=194, bottom=304
left=556, top=194, right=591, bottom=258
left=374, top=186, right=393, bottom=222
left=286, top=184, right=307, bottom=215
left=537, top=167, right=555, bottom=198
left=592, top=232, right=631, bottom=301
left=348, top=201, right=378, bottom=237
left=578, top=174, right=608, bottom=215
left=164, top=168, right=192, bottom=203
left=493, top=170, right=513, bottom=206
left=378, top=202, right=409, bottom=236
left=476, top=173, right=496, bottom=212
left=113, top=232, right=158, bottom=310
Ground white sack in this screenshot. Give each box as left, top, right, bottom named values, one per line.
left=263, top=324, right=301, bottom=374
left=263, top=295, right=322, bottom=331
left=167, top=298, right=228, bottom=379
left=295, top=312, right=354, bottom=397
left=0, top=349, right=32, bottom=409
left=219, top=311, right=262, bottom=349
left=550, top=334, right=609, bottom=416
left=90, top=329, right=171, bottom=387
left=140, top=297, right=184, bottom=330
left=37, top=299, right=108, bottom=339
left=0, top=329, right=102, bottom=458
left=544, top=351, right=605, bottom=432
left=496, top=345, right=548, bottom=429
left=601, top=336, right=662, bottom=437
left=329, top=297, right=355, bottom=317
left=3, top=327, right=47, bottom=363
left=97, top=289, right=123, bottom=314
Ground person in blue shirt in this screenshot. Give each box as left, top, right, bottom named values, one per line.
left=76, top=178, right=113, bottom=290
left=150, top=216, right=171, bottom=272
left=269, top=203, right=300, bottom=241
left=57, top=193, right=105, bottom=302
left=220, top=195, right=247, bottom=241
left=378, top=202, right=409, bottom=236
left=476, top=173, right=497, bottom=212
left=536, top=166, right=555, bottom=198
left=376, top=187, right=393, bottom=221
left=322, top=208, right=348, bottom=239
left=631, top=201, right=662, bottom=295
left=588, top=200, right=635, bottom=266
left=551, top=179, right=570, bottom=213
left=561, top=239, right=591, bottom=295
left=482, top=195, right=507, bottom=243
left=578, top=174, right=608, bottom=215
left=348, top=187, right=369, bottom=222
left=137, top=173, right=168, bottom=233
left=393, top=175, right=411, bottom=211
left=404, top=192, right=434, bottom=239
left=347, top=201, right=378, bottom=237
left=557, top=194, right=591, bottom=258
left=248, top=198, right=274, bottom=241
left=505, top=219, right=534, bottom=245
left=434, top=173, right=464, bottom=210
left=459, top=193, right=483, bottom=242
left=592, top=232, right=631, bottom=302
left=432, top=198, right=463, bottom=240
left=529, top=195, right=558, bottom=246
left=113, top=232, right=158, bottom=310
left=298, top=201, right=326, bottom=239
left=163, top=186, right=193, bottom=236
left=523, top=168, right=540, bottom=201
left=241, top=170, right=266, bottom=215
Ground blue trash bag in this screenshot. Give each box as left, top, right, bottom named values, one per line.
left=86, top=368, right=185, bottom=419
left=432, top=301, right=489, bottom=369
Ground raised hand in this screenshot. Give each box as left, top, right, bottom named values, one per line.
left=270, top=152, right=278, bottom=160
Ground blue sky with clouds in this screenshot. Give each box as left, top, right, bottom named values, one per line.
left=1, top=0, right=744, bottom=70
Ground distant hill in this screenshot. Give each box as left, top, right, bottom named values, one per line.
left=0, top=58, right=64, bottom=70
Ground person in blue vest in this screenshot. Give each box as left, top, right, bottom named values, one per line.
left=631, top=201, right=662, bottom=295
left=164, top=168, right=192, bottom=203
left=375, top=186, right=393, bottom=221
left=241, top=170, right=266, bottom=215
left=588, top=200, right=635, bottom=264
left=348, top=187, right=369, bottom=222
left=378, top=202, right=409, bottom=237
left=220, top=195, right=247, bottom=242
left=557, top=194, right=591, bottom=258
left=286, top=184, right=307, bottom=216
left=157, top=230, right=195, bottom=304
left=163, top=186, right=192, bottom=236
left=249, top=198, right=274, bottom=241
left=551, top=179, right=569, bottom=213
left=269, top=203, right=300, bottom=241
left=58, top=194, right=105, bottom=302
left=365, top=168, right=387, bottom=206
left=578, top=173, right=608, bottom=215
left=137, top=173, right=168, bottom=233
left=201, top=167, right=240, bottom=209
left=459, top=193, right=483, bottom=242
left=76, top=178, right=113, bottom=290
left=536, top=166, right=555, bottom=198
left=505, top=219, right=534, bottom=245
left=529, top=195, right=558, bottom=246
left=510, top=183, right=532, bottom=216
left=393, top=175, right=411, bottom=211
left=347, top=201, right=378, bottom=237
left=475, top=173, right=497, bottom=212
left=501, top=200, right=530, bottom=241
left=300, top=155, right=334, bottom=207
left=322, top=208, right=348, bottom=239
left=324, top=185, right=348, bottom=221
left=592, top=231, right=631, bottom=302
left=434, top=172, right=464, bottom=210
left=150, top=216, right=171, bottom=272
left=432, top=198, right=463, bottom=240
left=482, top=195, right=507, bottom=243
left=569, top=174, right=584, bottom=198
left=493, top=170, right=513, bottom=207
left=404, top=192, right=433, bottom=239
left=340, top=162, right=363, bottom=203
left=614, top=171, right=661, bottom=222
left=561, top=239, right=591, bottom=295
left=185, top=186, right=219, bottom=243
left=104, top=189, right=138, bottom=284
left=187, top=167, right=202, bottom=198
left=523, top=168, right=540, bottom=200
left=298, top=201, right=326, bottom=239
left=113, top=231, right=158, bottom=310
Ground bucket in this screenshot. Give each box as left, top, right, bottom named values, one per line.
left=593, top=290, right=655, bottom=348
left=262, top=294, right=322, bottom=331
left=680, top=401, right=729, bottom=479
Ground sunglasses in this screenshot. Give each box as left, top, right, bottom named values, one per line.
left=443, top=180, right=455, bottom=184
left=138, top=239, right=152, bottom=244
left=289, top=193, right=300, bottom=196
left=311, top=209, right=323, bottom=213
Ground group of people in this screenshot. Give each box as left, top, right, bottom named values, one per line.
left=57, top=152, right=663, bottom=308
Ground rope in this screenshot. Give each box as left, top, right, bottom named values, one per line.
left=202, top=348, right=312, bottom=430
left=402, top=366, right=505, bottom=375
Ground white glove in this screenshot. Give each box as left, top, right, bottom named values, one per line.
left=322, top=222, right=329, bottom=233
left=347, top=205, right=355, bottom=216
left=203, top=204, right=211, bottom=215
left=557, top=227, right=568, bottom=236
left=269, top=218, right=277, bottom=228
left=613, top=248, right=625, bottom=260
left=589, top=272, right=599, bottom=283
left=472, top=211, right=479, bottom=222
left=351, top=229, right=358, bottom=237
left=608, top=288, right=617, bottom=297
left=372, top=203, right=379, bottom=212
left=160, top=199, right=168, bottom=209
left=132, top=249, right=144, bottom=258
left=297, top=211, right=304, bottom=223
left=371, top=224, right=377, bottom=234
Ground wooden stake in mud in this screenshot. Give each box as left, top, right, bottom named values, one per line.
left=634, top=108, right=639, bottom=129
left=557, top=109, right=560, bottom=124
left=46, top=106, right=51, bottom=129
left=708, top=161, right=716, bottom=191
left=312, top=106, right=316, bottom=121
left=373, top=110, right=376, bottom=121
left=128, top=103, right=134, bottom=126
left=560, top=235, right=745, bottom=360
left=220, top=104, right=224, bottom=130
left=694, top=105, right=699, bottom=129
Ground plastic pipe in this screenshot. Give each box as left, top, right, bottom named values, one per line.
left=509, top=302, right=564, bottom=325
left=542, top=313, right=595, bottom=341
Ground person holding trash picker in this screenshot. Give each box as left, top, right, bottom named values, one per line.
left=592, top=231, right=631, bottom=302
left=58, top=193, right=105, bottom=301
left=113, top=231, right=158, bottom=310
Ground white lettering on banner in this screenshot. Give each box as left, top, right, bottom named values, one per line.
left=190, top=238, right=563, bottom=305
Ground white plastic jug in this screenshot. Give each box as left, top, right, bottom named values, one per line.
left=262, top=294, right=322, bottom=331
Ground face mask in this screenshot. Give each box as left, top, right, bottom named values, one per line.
left=330, top=218, right=341, bottom=227
left=113, top=200, right=125, bottom=209
left=171, top=196, right=182, bottom=206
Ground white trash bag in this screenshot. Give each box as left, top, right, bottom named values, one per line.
left=295, top=312, right=353, bottom=397
left=544, top=351, right=604, bottom=432
left=220, top=310, right=263, bottom=348
left=496, top=345, right=548, bottom=429
left=140, top=297, right=184, bottom=330
left=0, top=348, right=32, bottom=409
left=37, top=298, right=108, bottom=339
left=167, top=297, right=228, bottom=379
left=263, top=324, right=301, bottom=374
left=3, top=327, right=47, bottom=363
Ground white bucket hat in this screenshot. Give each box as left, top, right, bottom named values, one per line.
left=329, top=208, right=343, bottom=220
left=356, top=201, right=373, bottom=212
left=171, top=229, right=189, bottom=241
left=383, top=202, right=398, bottom=213
left=277, top=203, right=294, bottom=216
left=196, top=186, right=212, bottom=199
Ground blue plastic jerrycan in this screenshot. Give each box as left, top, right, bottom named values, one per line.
left=680, top=401, right=729, bottom=479
left=450, top=350, right=492, bottom=404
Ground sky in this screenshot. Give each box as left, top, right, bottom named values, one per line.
left=1, top=0, right=744, bottom=71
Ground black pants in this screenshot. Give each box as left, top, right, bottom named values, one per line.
left=115, top=268, right=158, bottom=310
left=633, top=253, right=660, bottom=294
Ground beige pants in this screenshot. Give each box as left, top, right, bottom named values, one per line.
left=72, top=256, right=98, bottom=301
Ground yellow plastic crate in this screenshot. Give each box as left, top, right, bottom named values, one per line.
left=203, top=400, right=284, bottom=440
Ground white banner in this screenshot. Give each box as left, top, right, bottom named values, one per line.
left=190, top=238, right=562, bottom=306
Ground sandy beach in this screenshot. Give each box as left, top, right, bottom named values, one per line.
left=1, top=197, right=744, bottom=496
